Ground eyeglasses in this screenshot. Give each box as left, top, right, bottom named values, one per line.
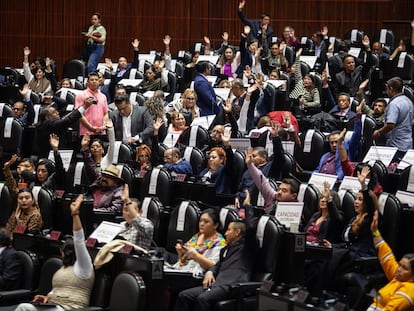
left=13, top=107, right=24, bottom=111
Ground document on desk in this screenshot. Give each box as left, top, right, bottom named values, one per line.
left=89, top=221, right=123, bottom=244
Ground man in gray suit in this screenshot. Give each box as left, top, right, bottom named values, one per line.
left=110, top=95, right=154, bottom=146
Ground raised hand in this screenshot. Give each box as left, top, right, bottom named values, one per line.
left=283, top=111, right=291, bottom=128
left=356, top=98, right=366, bottom=114
left=322, top=181, right=331, bottom=201
left=221, top=128, right=231, bottom=146
left=357, top=165, right=370, bottom=185
left=321, top=25, right=328, bottom=36
left=244, top=147, right=253, bottom=166
left=121, top=183, right=130, bottom=202
left=49, top=133, right=60, bottom=151
left=131, top=38, right=140, bottom=50
left=4, top=154, right=18, bottom=169
left=322, top=69, right=328, bottom=86
left=362, top=35, right=370, bottom=48
left=222, top=32, right=229, bottom=42
left=81, top=133, right=90, bottom=151
left=19, top=84, right=30, bottom=99
left=105, top=58, right=113, bottom=70
left=239, top=0, right=246, bottom=10
left=247, top=83, right=258, bottom=94
left=163, top=35, right=171, bottom=46
left=223, top=99, right=232, bottom=114
left=243, top=25, right=251, bottom=36
left=243, top=189, right=251, bottom=207
left=269, top=121, right=280, bottom=138
left=70, top=194, right=83, bottom=215
left=203, top=36, right=211, bottom=46
left=359, top=79, right=369, bottom=91
left=23, top=46, right=31, bottom=56
left=337, top=128, right=346, bottom=144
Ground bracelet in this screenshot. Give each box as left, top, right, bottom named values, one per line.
left=71, top=212, right=80, bottom=216
left=372, top=230, right=380, bottom=237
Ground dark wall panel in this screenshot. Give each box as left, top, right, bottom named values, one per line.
left=0, top=0, right=413, bottom=77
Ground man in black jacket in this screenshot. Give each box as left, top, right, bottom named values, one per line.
left=0, top=227, right=24, bottom=290
left=36, top=97, right=94, bottom=158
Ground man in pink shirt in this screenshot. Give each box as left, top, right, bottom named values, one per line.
left=75, top=72, right=109, bottom=136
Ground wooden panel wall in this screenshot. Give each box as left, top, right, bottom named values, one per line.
left=0, top=0, right=413, bottom=77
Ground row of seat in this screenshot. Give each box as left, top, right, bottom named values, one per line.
left=0, top=246, right=146, bottom=311
left=5, top=185, right=407, bottom=310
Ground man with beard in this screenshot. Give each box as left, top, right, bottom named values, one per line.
left=81, top=134, right=124, bottom=213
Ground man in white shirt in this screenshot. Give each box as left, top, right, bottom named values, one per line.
left=109, top=95, right=153, bottom=146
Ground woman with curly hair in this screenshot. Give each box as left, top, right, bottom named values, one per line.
left=145, top=96, right=167, bottom=141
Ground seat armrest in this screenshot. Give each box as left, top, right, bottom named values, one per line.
left=353, top=256, right=380, bottom=274
left=230, top=282, right=263, bottom=298
left=0, top=289, right=33, bottom=303
left=69, top=307, right=107, bottom=311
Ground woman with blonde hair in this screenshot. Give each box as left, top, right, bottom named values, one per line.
left=165, top=89, right=200, bottom=125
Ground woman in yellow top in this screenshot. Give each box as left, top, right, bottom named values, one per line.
left=368, top=211, right=414, bottom=310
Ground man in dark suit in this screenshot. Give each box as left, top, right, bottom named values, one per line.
left=0, top=227, right=24, bottom=290
left=237, top=0, right=273, bottom=48
left=36, top=97, right=94, bottom=158
left=106, top=39, right=140, bottom=102
left=194, top=61, right=220, bottom=117
left=110, top=95, right=153, bottom=146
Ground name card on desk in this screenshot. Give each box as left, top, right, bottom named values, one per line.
left=300, top=55, right=317, bottom=69
left=230, top=138, right=251, bottom=152
left=197, top=55, right=220, bottom=65
left=49, top=231, right=62, bottom=241
left=86, top=237, right=97, bottom=248
left=14, top=224, right=27, bottom=234
left=281, top=141, right=295, bottom=156
left=48, top=150, right=73, bottom=172
left=396, top=190, right=414, bottom=207
left=308, top=172, right=337, bottom=193
left=249, top=126, right=271, bottom=138
left=339, top=176, right=367, bottom=194
left=267, top=79, right=286, bottom=89
left=275, top=202, right=304, bottom=229
left=175, top=174, right=187, bottom=182
left=363, top=146, right=397, bottom=167
left=190, top=115, right=215, bottom=129
left=121, top=244, right=133, bottom=254
left=89, top=221, right=123, bottom=244
left=118, top=79, right=143, bottom=87
left=213, top=88, right=231, bottom=101
left=398, top=149, right=414, bottom=170
left=163, top=133, right=180, bottom=148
